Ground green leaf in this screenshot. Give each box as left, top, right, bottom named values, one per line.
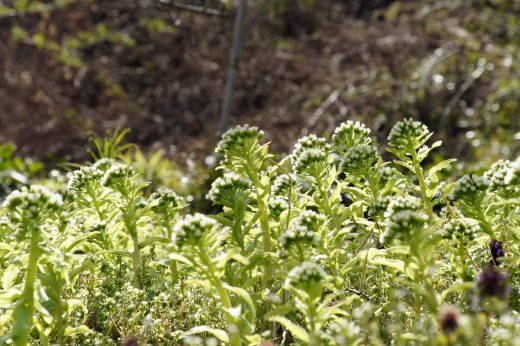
left=224, top=284, right=256, bottom=321
left=140, top=236, right=170, bottom=249
left=267, top=316, right=310, bottom=343
left=427, top=159, right=456, bottom=179
left=370, top=257, right=415, bottom=280
left=0, top=288, right=21, bottom=308
left=64, top=325, right=92, bottom=336
left=440, top=282, right=475, bottom=304
left=168, top=253, right=193, bottom=266
left=2, top=264, right=20, bottom=290
left=105, top=249, right=133, bottom=259
left=184, top=326, right=229, bottom=343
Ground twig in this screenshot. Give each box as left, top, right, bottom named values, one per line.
left=344, top=286, right=371, bottom=301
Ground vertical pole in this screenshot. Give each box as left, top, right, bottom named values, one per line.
left=218, top=0, right=247, bottom=136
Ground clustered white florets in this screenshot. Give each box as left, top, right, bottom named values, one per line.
left=67, top=166, right=104, bottom=191
left=328, top=319, right=362, bottom=345
left=269, top=197, right=288, bottom=220
left=101, top=164, right=135, bottom=188
left=332, top=120, right=371, bottom=152
left=173, top=213, right=216, bottom=246
left=339, top=144, right=377, bottom=173
left=150, top=188, right=184, bottom=210
left=485, top=160, right=513, bottom=191
left=384, top=195, right=422, bottom=219
left=3, top=185, right=63, bottom=224
left=440, top=218, right=480, bottom=246
left=292, top=148, right=329, bottom=177
left=387, top=118, right=429, bottom=150
left=285, top=261, right=326, bottom=289
left=206, top=173, right=251, bottom=206
left=292, top=135, right=330, bottom=159
left=449, top=174, right=490, bottom=202
left=280, top=210, right=324, bottom=249
left=382, top=210, right=428, bottom=244
left=271, top=174, right=295, bottom=196
left=216, top=124, right=264, bottom=156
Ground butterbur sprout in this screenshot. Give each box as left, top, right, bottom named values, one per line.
left=102, top=163, right=135, bottom=189
left=292, top=148, right=330, bottom=178
left=150, top=188, right=184, bottom=210
left=339, top=144, right=377, bottom=175
left=173, top=213, right=217, bottom=247
left=384, top=195, right=422, bottom=219
left=387, top=118, right=430, bottom=151
left=440, top=218, right=480, bottom=246
left=285, top=261, right=326, bottom=292
left=3, top=185, right=63, bottom=225
left=216, top=124, right=264, bottom=159
left=67, top=166, right=104, bottom=192
left=332, top=120, right=371, bottom=153
left=206, top=173, right=252, bottom=208
left=271, top=174, right=297, bottom=197
left=292, top=135, right=330, bottom=159
left=382, top=210, right=428, bottom=244
left=269, top=197, right=288, bottom=221
left=449, top=174, right=490, bottom=204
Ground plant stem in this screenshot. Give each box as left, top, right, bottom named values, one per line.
left=199, top=250, right=242, bottom=346
left=12, top=229, right=40, bottom=346
left=165, top=215, right=179, bottom=284
left=132, top=235, right=141, bottom=289
left=411, top=151, right=433, bottom=219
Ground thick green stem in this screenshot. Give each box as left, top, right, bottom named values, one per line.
left=410, top=151, right=433, bottom=219
left=86, top=185, right=104, bottom=221
left=132, top=235, right=141, bottom=289
left=317, top=180, right=341, bottom=231
left=165, top=216, right=179, bottom=284
left=306, top=299, right=321, bottom=346
left=199, top=250, right=242, bottom=346
left=12, top=229, right=40, bottom=346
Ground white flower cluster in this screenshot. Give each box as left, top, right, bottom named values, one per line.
left=173, top=213, right=216, bottom=246
left=215, top=124, right=264, bottom=156
left=67, top=166, right=103, bottom=191
left=369, top=195, right=394, bottom=217
left=328, top=319, right=362, bottom=345
left=292, top=148, right=329, bottom=177
left=384, top=195, right=422, bottom=219
left=86, top=220, right=107, bottom=233
left=280, top=210, right=324, bottom=249
left=92, top=158, right=118, bottom=172
left=332, top=120, right=371, bottom=152
left=269, top=197, right=288, bottom=220
left=285, top=261, right=326, bottom=290
left=271, top=174, right=295, bottom=196
left=292, top=135, right=330, bottom=159
left=449, top=174, right=490, bottom=202
left=150, top=188, right=184, bottom=210
left=206, top=173, right=251, bottom=206
left=101, top=164, right=135, bottom=188
left=387, top=118, right=429, bottom=150
left=440, top=218, right=480, bottom=246
left=382, top=210, right=428, bottom=244
left=485, top=160, right=513, bottom=191
left=378, top=165, right=402, bottom=186
left=504, top=159, right=520, bottom=187
left=3, top=185, right=63, bottom=224
left=339, top=144, right=377, bottom=173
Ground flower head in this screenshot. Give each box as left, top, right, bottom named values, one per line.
left=150, top=188, right=184, bottom=216
left=92, top=158, right=118, bottom=172
left=328, top=320, right=362, bottom=345
left=285, top=261, right=326, bottom=291
left=440, top=218, right=480, bottom=246
left=216, top=124, right=264, bottom=159
left=102, top=164, right=135, bottom=189
left=173, top=213, right=217, bottom=247
left=477, top=265, right=509, bottom=299
left=489, top=239, right=506, bottom=267
left=280, top=210, right=324, bottom=249
left=292, top=148, right=330, bottom=179
left=384, top=195, right=422, bottom=219
left=449, top=174, right=490, bottom=203
left=381, top=210, right=428, bottom=244
left=3, top=185, right=63, bottom=225
left=377, top=165, right=403, bottom=187
left=387, top=118, right=430, bottom=151
left=339, top=144, right=377, bottom=174
left=332, top=121, right=371, bottom=153
left=206, top=173, right=252, bottom=208
left=292, top=135, right=330, bottom=159
left=67, top=166, right=103, bottom=192
left=269, top=197, right=288, bottom=221
left=271, top=174, right=297, bottom=197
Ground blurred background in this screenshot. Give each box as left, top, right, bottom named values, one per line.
left=1, top=0, right=520, bottom=174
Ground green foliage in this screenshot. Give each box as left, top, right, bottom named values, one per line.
left=4, top=120, right=520, bottom=345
